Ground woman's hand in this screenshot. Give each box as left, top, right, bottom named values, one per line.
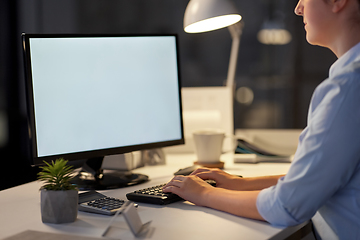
left=190, top=167, right=245, bottom=191
left=163, top=173, right=265, bottom=221
left=162, top=167, right=247, bottom=206
left=162, top=175, right=215, bottom=206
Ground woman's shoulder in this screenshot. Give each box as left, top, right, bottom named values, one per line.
left=320, top=60, right=360, bottom=91
left=331, top=59, right=360, bottom=82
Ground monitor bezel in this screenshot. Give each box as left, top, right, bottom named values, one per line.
left=22, top=33, right=184, bottom=166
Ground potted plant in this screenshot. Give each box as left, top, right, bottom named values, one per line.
left=38, top=158, right=78, bottom=223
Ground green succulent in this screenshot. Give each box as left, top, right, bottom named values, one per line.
left=38, top=158, right=77, bottom=191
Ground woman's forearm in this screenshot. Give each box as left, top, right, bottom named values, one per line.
left=202, top=175, right=284, bottom=219
left=203, top=188, right=264, bottom=221
left=194, top=168, right=284, bottom=191
left=238, top=175, right=284, bottom=191
left=206, top=175, right=283, bottom=220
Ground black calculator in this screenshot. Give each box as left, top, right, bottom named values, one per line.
left=78, top=190, right=129, bottom=215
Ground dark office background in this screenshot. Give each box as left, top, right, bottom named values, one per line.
left=0, top=0, right=337, bottom=190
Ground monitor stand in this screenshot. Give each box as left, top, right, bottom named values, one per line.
left=71, top=157, right=149, bottom=190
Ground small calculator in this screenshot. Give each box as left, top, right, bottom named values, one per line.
left=79, top=190, right=130, bottom=215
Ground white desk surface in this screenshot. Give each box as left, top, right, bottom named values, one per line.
left=0, top=153, right=307, bottom=240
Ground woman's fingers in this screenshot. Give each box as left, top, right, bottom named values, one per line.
left=190, top=167, right=211, bottom=175
left=163, top=175, right=185, bottom=189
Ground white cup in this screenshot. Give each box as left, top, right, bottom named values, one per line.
left=193, top=129, right=225, bottom=163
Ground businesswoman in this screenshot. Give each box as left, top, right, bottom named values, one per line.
left=164, top=0, right=360, bottom=238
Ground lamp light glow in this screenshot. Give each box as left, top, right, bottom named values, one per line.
left=257, top=28, right=291, bottom=45
left=257, top=18, right=291, bottom=45
left=185, top=14, right=241, bottom=33
left=236, top=87, right=254, bottom=105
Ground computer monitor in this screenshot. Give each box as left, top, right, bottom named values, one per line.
left=22, top=33, right=184, bottom=190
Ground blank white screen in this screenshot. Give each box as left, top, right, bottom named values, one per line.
left=29, top=36, right=182, bottom=157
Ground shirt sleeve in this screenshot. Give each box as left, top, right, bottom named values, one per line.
left=256, top=73, right=360, bottom=227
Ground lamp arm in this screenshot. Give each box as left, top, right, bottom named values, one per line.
left=226, top=21, right=244, bottom=88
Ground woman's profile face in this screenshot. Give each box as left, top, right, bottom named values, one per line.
left=294, top=0, right=335, bottom=47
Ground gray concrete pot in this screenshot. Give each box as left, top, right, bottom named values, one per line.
left=40, top=189, right=78, bottom=224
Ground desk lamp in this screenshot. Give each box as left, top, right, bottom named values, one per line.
left=183, top=0, right=243, bottom=88
left=182, top=0, right=243, bottom=156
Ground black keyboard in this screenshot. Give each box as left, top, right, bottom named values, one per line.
left=126, top=180, right=216, bottom=205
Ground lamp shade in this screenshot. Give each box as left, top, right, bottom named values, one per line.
left=184, top=0, right=242, bottom=33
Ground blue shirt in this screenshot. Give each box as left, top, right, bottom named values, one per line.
left=257, top=42, right=360, bottom=239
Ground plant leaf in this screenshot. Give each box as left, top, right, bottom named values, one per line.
left=38, top=158, right=77, bottom=191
